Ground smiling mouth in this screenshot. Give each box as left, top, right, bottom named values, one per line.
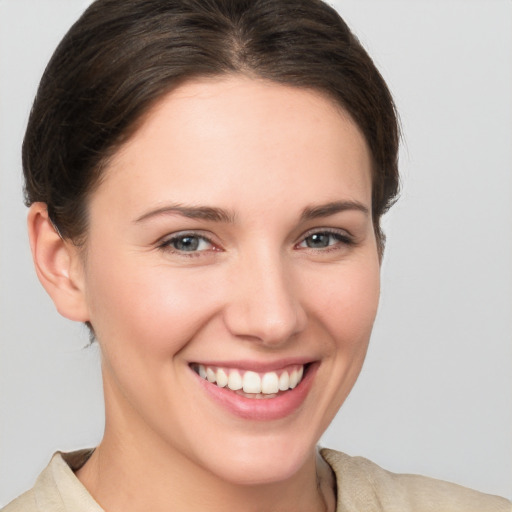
left=191, top=363, right=307, bottom=399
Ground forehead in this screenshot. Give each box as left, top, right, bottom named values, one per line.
left=93, top=76, right=372, bottom=217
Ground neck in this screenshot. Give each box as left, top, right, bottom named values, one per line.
left=77, top=436, right=334, bottom=512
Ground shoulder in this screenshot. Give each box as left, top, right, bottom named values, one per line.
left=1, top=452, right=65, bottom=512
left=1, top=450, right=100, bottom=512
left=321, top=448, right=511, bottom=512
left=1, top=489, right=38, bottom=512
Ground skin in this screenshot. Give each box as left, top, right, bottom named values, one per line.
left=28, top=76, right=380, bottom=512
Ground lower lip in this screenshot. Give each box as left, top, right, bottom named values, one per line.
left=193, top=363, right=318, bottom=421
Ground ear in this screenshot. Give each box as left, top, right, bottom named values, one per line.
left=27, top=202, right=89, bottom=322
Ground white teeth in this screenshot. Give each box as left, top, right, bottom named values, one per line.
left=278, top=371, right=290, bottom=391
left=216, top=368, right=228, bottom=388
left=206, top=367, right=216, bottom=383
left=261, top=372, right=279, bottom=394
left=228, top=370, right=243, bottom=391
left=194, top=364, right=305, bottom=396
left=289, top=369, right=298, bottom=389
left=243, top=371, right=261, bottom=393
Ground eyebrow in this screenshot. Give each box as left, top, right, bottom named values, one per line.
left=134, top=204, right=236, bottom=223
left=134, top=200, right=369, bottom=224
left=300, top=200, right=369, bottom=221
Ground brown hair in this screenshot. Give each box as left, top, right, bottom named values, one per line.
left=23, top=0, right=399, bottom=253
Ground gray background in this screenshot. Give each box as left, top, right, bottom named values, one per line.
left=1, top=0, right=511, bottom=505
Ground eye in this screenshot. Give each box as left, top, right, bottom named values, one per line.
left=298, top=230, right=353, bottom=250
left=159, top=233, right=215, bottom=253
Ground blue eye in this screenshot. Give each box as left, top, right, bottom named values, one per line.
left=162, top=234, right=213, bottom=253
left=299, top=231, right=352, bottom=250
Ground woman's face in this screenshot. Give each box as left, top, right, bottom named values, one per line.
left=79, top=76, right=380, bottom=484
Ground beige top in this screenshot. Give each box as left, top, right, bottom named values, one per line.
left=2, top=448, right=510, bottom=511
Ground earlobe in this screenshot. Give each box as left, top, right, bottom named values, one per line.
left=27, top=202, right=89, bottom=322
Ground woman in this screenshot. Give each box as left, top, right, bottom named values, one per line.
left=2, top=1, right=510, bottom=511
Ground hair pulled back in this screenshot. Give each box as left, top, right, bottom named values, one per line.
left=23, top=0, right=399, bottom=252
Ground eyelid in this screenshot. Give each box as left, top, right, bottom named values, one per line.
left=295, top=227, right=355, bottom=252
left=157, top=230, right=220, bottom=253
left=298, top=226, right=353, bottom=242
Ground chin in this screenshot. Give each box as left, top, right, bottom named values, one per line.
left=190, top=429, right=318, bottom=486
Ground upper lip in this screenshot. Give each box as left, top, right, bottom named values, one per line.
left=189, top=357, right=315, bottom=373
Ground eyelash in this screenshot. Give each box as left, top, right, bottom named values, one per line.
left=157, top=228, right=354, bottom=257
left=158, top=232, right=217, bottom=257
left=296, top=228, right=354, bottom=252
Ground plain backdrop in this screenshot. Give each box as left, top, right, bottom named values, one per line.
left=0, top=0, right=511, bottom=506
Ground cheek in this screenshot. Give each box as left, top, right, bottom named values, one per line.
left=83, top=250, right=220, bottom=359
left=313, top=259, right=380, bottom=347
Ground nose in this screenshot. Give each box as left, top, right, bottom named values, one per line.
left=222, top=250, right=307, bottom=346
